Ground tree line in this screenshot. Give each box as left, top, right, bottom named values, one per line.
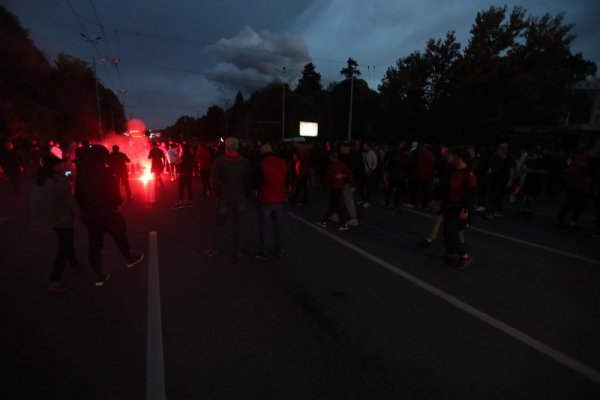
left=1, top=5, right=596, bottom=146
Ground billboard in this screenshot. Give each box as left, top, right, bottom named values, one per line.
left=299, top=121, right=318, bottom=137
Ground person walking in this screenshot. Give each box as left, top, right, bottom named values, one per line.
left=316, top=151, right=355, bottom=231
left=358, top=142, right=377, bottom=208
left=167, top=143, right=180, bottom=181
left=29, top=155, right=80, bottom=293
left=107, top=145, right=132, bottom=201
left=173, top=143, right=194, bottom=209
left=485, top=143, right=516, bottom=220
left=555, top=147, right=594, bottom=229
left=289, top=143, right=311, bottom=205
left=204, top=137, right=251, bottom=257
left=442, top=147, right=477, bottom=269
left=253, top=144, right=288, bottom=261
left=0, top=141, right=25, bottom=194
left=75, top=145, right=144, bottom=286
left=197, top=143, right=213, bottom=196
left=148, top=141, right=166, bottom=192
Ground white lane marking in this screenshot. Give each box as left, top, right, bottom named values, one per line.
left=505, top=204, right=595, bottom=222
left=398, top=207, right=600, bottom=265
left=147, top=231, right=167, bottom=400
left=288, top=211, right=600, bottom=385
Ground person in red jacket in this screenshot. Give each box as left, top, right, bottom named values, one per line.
left=316, top=151, right=355, bottom=231
left=443, top=147, right=477, bottom=269
left=254, top=144, right=288, bottom=261
left=411, top=143, right=436, bottom=208
left=556, top=147, right=593, bottom=228
left=289, top=143, right=311, bottom=205
left=197, top=143, right=213, bottom=196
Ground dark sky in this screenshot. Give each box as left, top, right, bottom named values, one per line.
left=2, top=0, right=599, bottom=129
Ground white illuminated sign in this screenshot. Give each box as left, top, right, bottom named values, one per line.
left=299, top=121, right=318, bottom=137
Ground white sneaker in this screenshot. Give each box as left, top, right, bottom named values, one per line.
left=475, top=206, right=486, bottom=212
left=362, top=202, right=370, bottom=208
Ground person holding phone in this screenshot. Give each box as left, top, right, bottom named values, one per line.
left=29, top=155, right=80, bottom=293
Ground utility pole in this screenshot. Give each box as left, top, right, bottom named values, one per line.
left=277, top=66, right=292, bottom=142
left=348, top=74, right=354, bottom=141
left=81, top=33, right=103, bottom=140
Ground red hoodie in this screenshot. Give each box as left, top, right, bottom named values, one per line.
left=324, top=159, right=354, bottom=189
left=258, top=153, right=288, bottom=204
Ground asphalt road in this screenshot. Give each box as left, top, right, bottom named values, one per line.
left=2, top=171, right=600, bottom=399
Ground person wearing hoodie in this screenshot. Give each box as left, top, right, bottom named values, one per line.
left=205, top=137, right=251, bottom=257
left=29, top=155, right=80, bottom=293
left=75, top=145, right=144, bottom=287
left=253, top=144, right=289, bottom=261
left=316, top=151, right=355, bottom=231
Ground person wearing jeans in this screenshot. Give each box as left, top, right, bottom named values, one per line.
left=205, top=137, right=251, bottom=257
left=76, top=145, right=144, bottom=286
left=254, top=144, right=288, bottom=261
left=29, top=155, right=80, bottom=293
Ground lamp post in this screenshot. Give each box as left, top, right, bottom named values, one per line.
left=347, top=74, right=354, bottom=142
left=81, top=33, right=103, bottom=140
left=277, top=66, right=292, bottom=142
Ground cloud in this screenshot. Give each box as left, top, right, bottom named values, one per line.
left=206, top=26, right=312, bottom=94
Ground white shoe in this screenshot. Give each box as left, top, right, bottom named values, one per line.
left=346, top=219, right=359, bottom=226
left=328, top=213, right=340, bottom=222
left=362, top=202, right=370, bottom=208
left=475, top=206, right=486, bottom=212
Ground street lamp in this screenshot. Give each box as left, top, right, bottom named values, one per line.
left=81, top=33, right=103, bottom=140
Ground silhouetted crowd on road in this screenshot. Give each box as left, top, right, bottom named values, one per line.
left=1, top=135, right=599, bottom=293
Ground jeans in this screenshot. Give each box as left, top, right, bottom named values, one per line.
left=117, top=173, right=131, bottom=200
left=557, top=190, right=586, bottom=223
left=444, top=203, right=467, bottom=256
left=257, top=203, right=284, bottom=253
left=86, top=212, right=131, bottom=275
left=178, top=174, right=193, bottom=201
left=200, top=170, right=211, bottom=195
left=212, top=202, right=245, bottom=253
left=322, top=188, right=348, bottom=225
left=342, top=184, right=357, bottom=221
left=50, top=228, right=77, bottom=282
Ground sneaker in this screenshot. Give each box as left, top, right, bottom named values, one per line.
left=362, top=202, right=370, bottom=208
left=47, top=281, right=71, bottom=294
left=356, top=200, right=364, bottom=206
left=315, top=221, right=327, bottom=228
left=185, top=202, right=193, bottom=208
left=458, top=253, right=474, bottom=270
left=416, top=238, right=433, bottom=248
left=485, top=213, right=495, bottom=220
left=204, top=248, right=219, bottom=257
left=492, top=212, right=503, bottom=218
left=336, top=224, right=350, bottom=231
left=276, top=248, right=286, bottom=257
left=404, top=203, right=415, bottom=209
left=346, top=219, right=359, bottom=227
left=95, top=273, right=111, bottom=287
left=173, top=203, right=184, bottom=210
left=254, top=252, right=270, bottom=262
left=475, top=206, right=486, bottom=212
left=126, top=252, right=144, bottom=268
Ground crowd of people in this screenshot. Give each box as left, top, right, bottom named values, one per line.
left=1, top=134, right=599, bottom=293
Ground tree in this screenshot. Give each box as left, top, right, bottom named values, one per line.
left=340, top=58, right=361, bottom=80
left=295, top=63, right=322, bottom=95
